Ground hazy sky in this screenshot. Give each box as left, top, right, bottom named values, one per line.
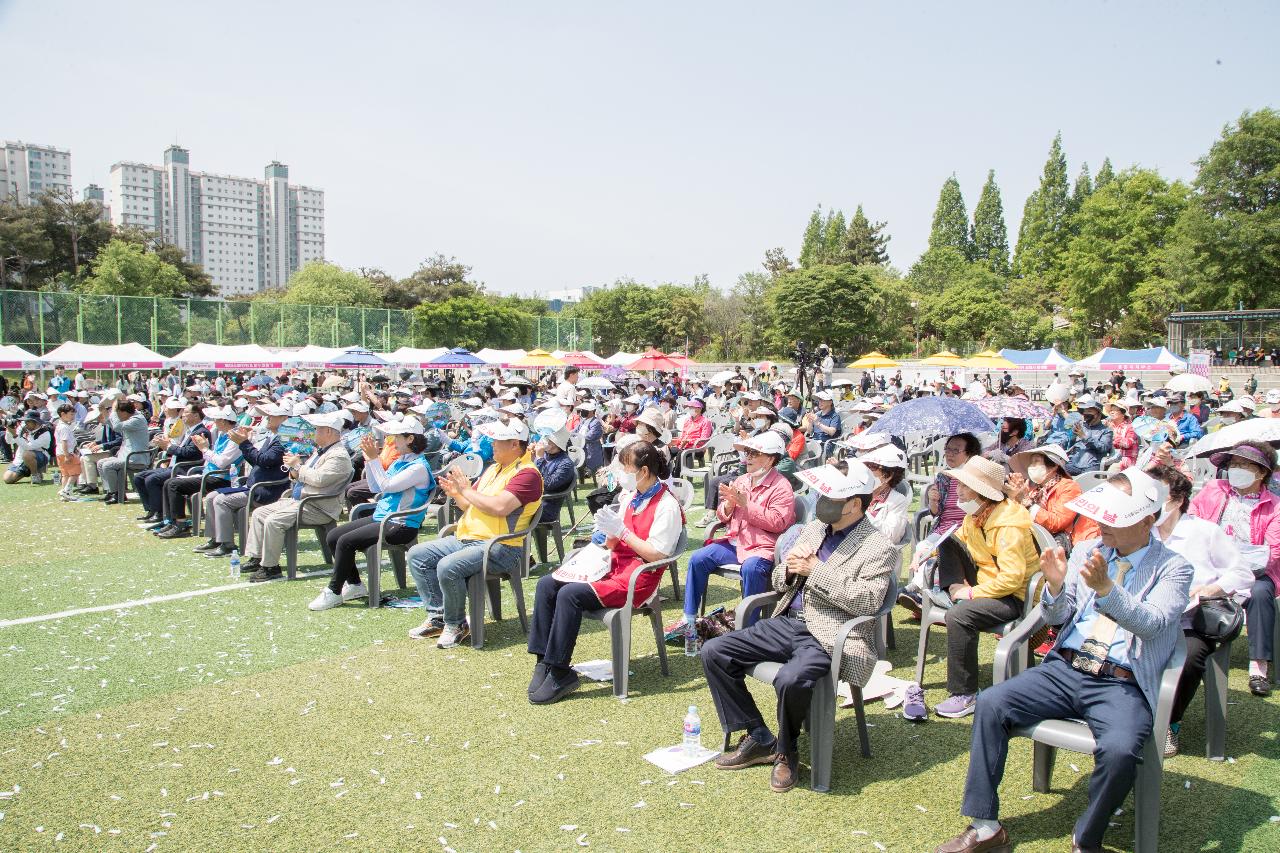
left=3, top=1, right=1276, bottom=295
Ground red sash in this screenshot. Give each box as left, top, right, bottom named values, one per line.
left=590, top=483, right=682, bottom=608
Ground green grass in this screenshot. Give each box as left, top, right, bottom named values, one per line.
left=0, top=481, right=1278, bottom=851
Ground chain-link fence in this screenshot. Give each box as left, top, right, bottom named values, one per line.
left=1, top=290, right=594, bottom=356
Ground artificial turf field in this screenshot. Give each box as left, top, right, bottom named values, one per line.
left=0, top=480, right=1277, bottom=852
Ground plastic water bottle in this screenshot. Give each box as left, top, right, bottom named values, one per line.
left=684, top=617, right=700, bottom=657
left=682, top=705, right=702, bottom=756
left=229, top=548, right=241, bottom=578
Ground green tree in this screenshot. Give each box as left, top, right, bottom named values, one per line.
left=1069, top=162, right=1093, bottom=219
left=415, top=296, right=528, bottom=350
left=77, top=239, right=187, bottom=297
left=380, top=253, right=481, bottom=309
left=1163, top=107, right=1280, bottom=310
left=822, top=209, right=847, bottom=264
left=1095, top=157, right=1116, bottom=189
left=762, top=247, right=794, bottom=279
left=798, top=207, right=824, bottom=267
left=929, top=176, right=971, bottom=257
left=732, top=271, right=775, bottom=356
left=1013, top=132, right=1072, bottom=279
left=970, top=170, right=1010, bottom=275
left=278, top=261, right=383, bottom=307
left=115, top=226, right=215, bottom=297
left=919, top=265, right=1008, bottom=349
left=842, top=205, right=891, bottom=266
left=0, top=200, right=54, bottom=288
left=1061, top=168, right=1190, bottom=335
left=770, top=263, right=887, bottom=355
left=907, top=245, right=968, bottom=296
left=36, top=188, right=115, bottom=281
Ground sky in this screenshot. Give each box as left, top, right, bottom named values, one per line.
left=2, top=1, right=1277, bottom=296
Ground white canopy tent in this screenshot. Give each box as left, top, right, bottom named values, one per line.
left=604, top=351, right=642, bottom=366
left=39, top=341, right=170, bottom=370
left=476, top=348, right=527, bottom=367
left=1071, top=346, right=1188, bottom=372
left=386, top=346, right=449, bottom=368
left=0, top=344, right=41, bottom=371
left=169, top=343, right=284, bottom=371
left=282, top=345, right=345, bottom=369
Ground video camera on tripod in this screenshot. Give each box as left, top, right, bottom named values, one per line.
left=791, top=341, right=830, bottom=398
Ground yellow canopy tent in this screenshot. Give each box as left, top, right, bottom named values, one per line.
left=848, top=351, right=900, bottom=369
left=919, top=350, right=966, bottom=367
left=965, top=350, right=1016, bottom=369
left=509, top=348, right=566, bottom=368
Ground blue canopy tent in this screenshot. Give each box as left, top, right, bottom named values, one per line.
left=423, top=347, right=487, bottom=369
left=325, top=347, right=392, bottom=368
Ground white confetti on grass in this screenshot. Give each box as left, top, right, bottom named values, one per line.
left=1069, top=763, right=1080, bottom=773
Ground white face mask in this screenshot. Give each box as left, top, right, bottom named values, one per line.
left=617, top=470, right=638, bottom=492
left=958, top=498, right=982, bottom=515
left=1227, top=467, right=1258, bottom=490
left=753, top=418, right=769, bottom=431
left=1026, top=461, right=1049, bottom=485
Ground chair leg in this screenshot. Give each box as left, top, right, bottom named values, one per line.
left=189, top=494, right=201, bottom=537
left=808, top=676, right=835, bottom=792
left=318, top=523, right=335, bottom=563
left=508, top=573, right=529, bottom=635
left=284, top=529, right=298, bottom=580
left=606, top=610, right=631, bottom=699
left=668, top=563, right=681, bottom=600
left=366, top=544, right=381, bottom=609
left=851, top=686, right=871, bottom=758
left=884, top=611, right=896, bottom=652
left=533, top=527, right=548, bottom=565
left=486, top=576, right=503, bottom=621
left=551, top=523, right=565, bottom=562
left=1031, top=741, right=1056, bottom=793
left=915, top=615, right=933, bottom=687
left=1133, top=742, right=1161, bottom=853
left=390, top=548, right=407, bottom=589
left=468, top=574, right=485, bottom=650
left=1204, top=641, right=1230, bottom=761
left=649, top=605, right=669, bottom=676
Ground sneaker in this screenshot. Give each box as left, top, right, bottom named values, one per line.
left=936, top=693, right=978, bottom=718
left=528, top=666, right=581, bottom=705
left=308, top=588, right=344, bottom=611
left=1163, top=727, right=1179, bottom=758
left=1248, top=674, right=1271, bottom=697
left=436, top=622, right=471, bottom=648
left=249, top=566, right=283, bottom=583
left=339, top=581, right=368, bottom=602
left=408, top=618, right=445, bottom=639
left=902, top=683, right=928, bottom=722
left=897, top=590, right=923, bottom=619
left=695, top=514, right=716, bottom=528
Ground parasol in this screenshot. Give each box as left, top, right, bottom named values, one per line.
left=849, top=352, right=900, bottom=370
left=965, top=350, right=1016, bottom=370
left=865, top=395, right=995, bottom=439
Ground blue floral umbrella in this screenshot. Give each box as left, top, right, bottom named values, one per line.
left=865, top=396, right=995, bottom=439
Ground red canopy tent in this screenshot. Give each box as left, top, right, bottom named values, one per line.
left=628, top=347, right=685, bottom=372
left=559, top=351, right=607, bottom=369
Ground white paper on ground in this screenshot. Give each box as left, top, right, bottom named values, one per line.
left=643, top=744, right=720, bottom=774
left=572, top=660, right=614, bottom=682
left=838, top=660, right=913, bottom=706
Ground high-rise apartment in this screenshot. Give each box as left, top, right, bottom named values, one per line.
left=1, top=141, right=73, bottom=204
left=109, top=146, right=324, bottom=296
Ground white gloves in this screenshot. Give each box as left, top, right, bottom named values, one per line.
left=594, top=506, right=625, bottom=539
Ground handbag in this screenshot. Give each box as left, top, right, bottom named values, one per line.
left=1191, top=595, right=1245, bottom=642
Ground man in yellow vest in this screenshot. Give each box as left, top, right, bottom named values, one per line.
left=406, top=419, right=544, bottom=648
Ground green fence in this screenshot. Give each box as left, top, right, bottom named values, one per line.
left=0, top=290, right=592, bottom=357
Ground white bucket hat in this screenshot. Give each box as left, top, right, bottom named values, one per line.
left=1066, top=468, right=1165, bottom=527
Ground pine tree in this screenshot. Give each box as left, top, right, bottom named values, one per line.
left=970, top=169, right=1010, bottom=276
left=1069, top=162, right=1093, bottom=218
left=843, top=205, right=891, bottom=266
left=823, top=209, right=846, bottom=264
left=1012, top=132, right=1072, bottom=279
left=928, top=175, right=971, bottom=258
left=1095, top=157, right=1115, bottom=189
left=798, top=206, right=824, bottom=267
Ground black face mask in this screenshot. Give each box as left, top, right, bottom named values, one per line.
left=815, top=496, right=848, bottom=525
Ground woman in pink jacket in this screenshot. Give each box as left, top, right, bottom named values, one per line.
left=1188, top=440, right=1280, bottom=697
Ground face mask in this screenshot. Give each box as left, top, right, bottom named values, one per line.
left=958, top=498, right=982, bottom=515
left=1227, top=467, right=1258, bottom=490
left=617, top=470, right=638, bottom=492
left=753, top=418, right=769, bottom=431
left=1026, top=461, right=1049, bottom=485
left=815, top=496, right=848, bottom=525
left=1220, top=415, right=1240, bottom=426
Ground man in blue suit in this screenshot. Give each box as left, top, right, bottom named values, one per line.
left=135, top=402, right=209, bottom=524
left=195, top=402, right=289, bottom=558
left=936, top=468, right=1192, bottom=853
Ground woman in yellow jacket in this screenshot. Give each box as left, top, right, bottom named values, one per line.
left=929, top=456, right=1040, bottom=719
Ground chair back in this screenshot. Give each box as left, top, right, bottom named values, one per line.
left=1030, top=522, right=1057, bottom=555
left=667, top=477, right=696, bottom=512
left=567, top=444, right=586, bottom=470
left=773, top=523, right=805, bottom=564
left=793, top=494, right=811, bottom=525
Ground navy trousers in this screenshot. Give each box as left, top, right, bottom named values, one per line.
left=133, top=467, right=175, bottom=514
left=701, top=616, right=830, bottom=760
left=961, top=653, right=1153, bottom=848
left=1245, top=575, right=1275, bottom=661
left=528, top=574, right=604, bottom=669
left=683, top=541, right=773, bottom=619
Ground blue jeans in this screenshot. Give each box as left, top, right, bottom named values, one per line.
left=407, top=535, right=522, bottom=628
left=684, top=541, right=773, bottom=622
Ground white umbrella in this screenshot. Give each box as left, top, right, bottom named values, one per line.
left=579, top=376, right=616, bottom=390
left=1184, top=417, right=1280, bottom=458
left=1164, top=373, right=1213, bottom=394
left=708, top=370, right=740, bottom=386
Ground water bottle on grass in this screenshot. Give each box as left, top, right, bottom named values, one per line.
left=229, top=548, right=240, bottom=579
left=684, top=616, right=700, bottom=657
left=683, top=705, right=702, bottom=756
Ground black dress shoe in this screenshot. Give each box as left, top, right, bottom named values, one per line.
left=1249, top=675, right=1272, bottom=696
left=138, top=512, right=160, bottom=522
left=528, top=662, right=548, bottom=697
left=157, top=525, right=191, bottom=539
left=529, top=667, right=580, bottom=705
left=151, top=524, right=175, bottom=536
left=249, top=566, right=283, bottom=583
left=103, top=495, right=119, bottom=505
left=193, top=539, right=221, bottom=552
left=203, top=544, right=234, bottom=558
left=715, top=734, right=778, bottom=770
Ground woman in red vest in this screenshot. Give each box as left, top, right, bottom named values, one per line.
left=527, top=440, right=685, bottom=705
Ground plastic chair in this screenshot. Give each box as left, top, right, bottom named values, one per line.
left=666, top=477, right=697, bottom=513
left=533, top=486, right=574, bottom=564
left=1203, top=638, right=1232, bottom=761
left=1272, top=593, right=1280, bottom=687
left=283, top=473, right=354, bottom=580
left=437, top=510, right=541, bottom=650
left=992, top=608, right=1186, bottom=853
left=234, top=476, right=291, bottom=551
left=580, top=528, right=687, bottom=699
left=353, top=495, right=434, bottom=609
left=729, top=567, right=896, bottom=792
left=117, top=448, right=159, bottom=503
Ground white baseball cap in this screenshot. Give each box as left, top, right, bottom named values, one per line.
left=303, top=412, right=347, bottom=431
left=859, top=443, right=908, bottom=469
left=462, top=397, right=484, bottom=408
left=813, top=390, right=834, bottom=402
left=1266, top=389, right=1280, bottom=405
left=796, top=460, right=876, bottom=499
left=480, top=419, right=530, bottom=442
left=202, top=406, right=236, bottom=422
left=733, top=430, right=787, bottom=457
left=500, top=402, right=527, bottom=416
left=1066, top=468, right=1166, bottom=528
left=164, top=397, right=185, bottom=410
left=380, top=418, right=425, bottom=436
left=345, top=401, right=371, bottom=413
left=254, top=402, right=290, bottom=417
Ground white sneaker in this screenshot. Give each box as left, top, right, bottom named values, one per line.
left=308, top=588, right=344, bottom=611
left=340, top=581, right=367, bottom=602
left=436, top=622, right=470, bottom=648
left=408, top=618, right=444, bottom=639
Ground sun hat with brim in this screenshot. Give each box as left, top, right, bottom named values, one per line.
left=734, top=430, right=787, bottom=457
left=752, top=402, right=778, bottom=419
left=576, top=401, right=598, bottom=413
left=1237, top=395, right=1257, bottom=411
left=797, top=461, right=876, bottom=499
left=340, top=391, right=361, bottom=403
left=942, top=456, right=1007, bottom=502
left=303, top=412, right=347, bottom=431
left=164, top=397, right=185, bottom=410
left=481, top=419, right=530, bottom=442
left=1216, top=400, right=1247, bottom=416
left=254, top=402, right=290, bottom=417
left=635, top=408, right=667, bottom=435
left=1066, top=468, right=1165, bottom=527
left=842, top=431, right=891, bottom=453
left=373, top=410, right=403, bottom=422
left=380, top=419, right=425, bottom=436
left=859, top=443, right=908, bottom=469
left=345, top=401, right=371, bottom=413
left=741, top=391, right=763, bottom=402
left=203, top=406, right=236, bottom=422
left=1009, top=443, right=1070, bottom=477
left=1209, top=444, right=1275, bottom=474
left=542, top=425, right=572, bottom=450
left=1074, top=394, right=1102, bottom=411
left=500, top=402, right=526, bottom=416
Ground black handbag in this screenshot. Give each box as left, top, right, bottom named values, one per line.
left=1191, top=595, right=1245, bottom=642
